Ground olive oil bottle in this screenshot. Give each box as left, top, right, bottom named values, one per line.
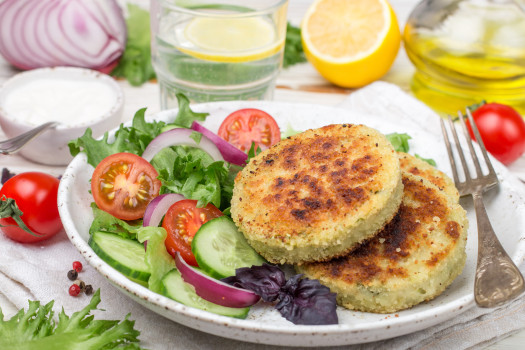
left=403, top=0, right=525, bottom=115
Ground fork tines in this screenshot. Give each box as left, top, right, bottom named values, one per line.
left=440, top=109, right=498, bottom=195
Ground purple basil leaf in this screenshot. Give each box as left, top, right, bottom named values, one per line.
left=276, top=274, right=338, bottom=325
left=222, top=263, right=286, bottom=302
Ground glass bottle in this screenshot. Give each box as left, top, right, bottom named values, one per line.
left=403, top=0, right=525, bottom=115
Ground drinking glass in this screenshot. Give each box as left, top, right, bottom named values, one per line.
left=150, top=0, right=289, bottom=109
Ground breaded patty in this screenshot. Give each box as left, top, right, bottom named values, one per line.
left=398, top=152, right=459, bottom=202
left=296, top=154, right=468, bottom=313
left=231, top=124, right=403, bottom=264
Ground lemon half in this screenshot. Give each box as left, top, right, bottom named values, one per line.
left=301, top=0, right=401, bottom=88
left=181, top=17, right=284, bottom=63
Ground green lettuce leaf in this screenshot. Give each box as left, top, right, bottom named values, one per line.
left=172, top=94, right=209, bottom=128
left=0, top=289, right=144, bottom=350
left=69, top=98, right=211, bottom=168
left=386, top=132, right=437, bottom=166
left=69, top=108, right=166, bottom=167
left=89, top=203, right=142, bottom=239
left=415, top=154, right=437, bottom=166
left=136, top=226, right=176, bottom=294
left=281, top=123, right=302, bottom=139
left=245, top=142, right=262, bottom=165
left=151, top=146, right=235, bottom=210
left=386, top=132, right=412, bottom=153
left=111, top=4, right=156, bottom=86
left=283, top=22, right=307, bottom=68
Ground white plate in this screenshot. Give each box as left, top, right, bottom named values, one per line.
left=57, top=101, right=525, bottom=347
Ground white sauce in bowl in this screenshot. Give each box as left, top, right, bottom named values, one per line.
left=3, top=77, right=117, bottom=126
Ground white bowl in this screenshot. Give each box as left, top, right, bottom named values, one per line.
left=0, top=67, right=124, bottom=165
left=57, top=101, right=525, bottom=347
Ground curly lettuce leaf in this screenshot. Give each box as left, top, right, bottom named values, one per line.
left=69, top=97, right=211, bottom=168
left=69, top=108, right=166, bottom=167
left=0, top=289, right=144, bottom=350
left=172, top=94, right=209, bottom=128
left=151, top=146, right=235, bottom=210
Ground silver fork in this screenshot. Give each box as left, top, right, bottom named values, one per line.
left=440, top=109, right=525, bottom=308
left=0, top=122, right=57, bottom=155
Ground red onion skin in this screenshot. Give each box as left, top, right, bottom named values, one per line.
left=191, top=122, right=248, bottom=166
left=142, top=193, right=185, bottom=251
left=143, top=193, right=185, bottom=228
left=175, top=253, right=260, bottom=308
left=0, top=0, right=126, bottom=71
left=97, top=57, right=120, bottom=75
left=141, top=128, right=224, bottom=163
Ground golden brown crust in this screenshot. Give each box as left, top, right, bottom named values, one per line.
left=231, top=124, right=403, bottom=264
left=398, top=152, right=459, bottom=201
left=297, top=154, right=468, bottom=313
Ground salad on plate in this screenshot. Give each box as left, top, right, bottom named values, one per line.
left=68, top=94, right=353, bottom=325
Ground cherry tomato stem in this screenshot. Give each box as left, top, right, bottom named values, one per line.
left=0, top=172, right=62, bottom=243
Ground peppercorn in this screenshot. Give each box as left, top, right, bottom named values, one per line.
left=72, top=261, right=83, bottom=273
left=69, top=284, right=81, bottom=297
left=73, top=279, right=86, bottom=291
left=67, top=269, right=78, bottom=281
left=84, top=284, right=93, bottom=295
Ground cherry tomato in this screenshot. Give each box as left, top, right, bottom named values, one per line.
left=467, top=103, right=525, bottom=165
left=0, top=172, right=62, bottom=243
left=218, top=108, right=281, bottom=152
left=91, top=153, right=161, bottom=221
left=162, top=199, right=223, bottom=266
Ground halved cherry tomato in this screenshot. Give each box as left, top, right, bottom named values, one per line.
left=467, top=103, right=525, bottom=165
left=218, top=108, right=281, bottom=152
left=91, top=152, right=161, bottom=220
left=0, top=172, right=62, bottom=243
left=162, top=199, right=223, bottom=266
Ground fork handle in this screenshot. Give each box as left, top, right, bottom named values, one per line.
left=472, top=192, right=525, bottom=308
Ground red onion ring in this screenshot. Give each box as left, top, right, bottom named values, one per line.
left=143, top=193, right=185, bottom=227
left=0, top=0, right=126, bottom=71
left=191, top=122, right=248, bottom=166
left=175, top=252, right=260, bottom=308
left=141, top=128, right=224, bottom=163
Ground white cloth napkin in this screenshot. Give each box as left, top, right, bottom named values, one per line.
left=1, top=81, right=524, bottom=349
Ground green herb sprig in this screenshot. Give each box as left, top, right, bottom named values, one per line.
left=0, top=290, right=145, bottom=350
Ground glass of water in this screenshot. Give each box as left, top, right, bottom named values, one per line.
left=150, top=0, right=289, bottom=109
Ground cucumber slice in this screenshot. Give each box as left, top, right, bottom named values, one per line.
left=161, top=269, right=249, bottom=319
left=192, top=216, right=266, bottom=279
left=89, top=231, right=150, bottom=286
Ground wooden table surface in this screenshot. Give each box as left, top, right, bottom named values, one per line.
left=0, top=0, right=524, bottom=348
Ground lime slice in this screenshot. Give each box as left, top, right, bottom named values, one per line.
left=180, top=17, right=283, bottom=63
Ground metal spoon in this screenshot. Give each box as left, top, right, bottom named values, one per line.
left=0, top=122, right=58, bottom=155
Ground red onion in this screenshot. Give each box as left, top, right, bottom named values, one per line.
left=143, top=193, right=185, bottom=227
left=175, top=252, right=260, bottom=308
left=191, top=122, right=248, bottom=166
left=0, top=0, right=126, bottom=72
left=141, top=128, right=224, bottom=163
